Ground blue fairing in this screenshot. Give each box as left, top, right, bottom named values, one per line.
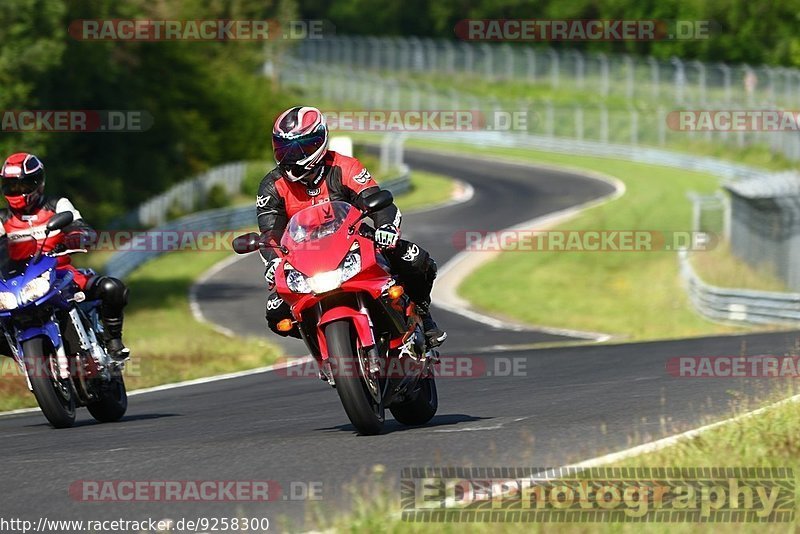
left=0, top=256, right=76, bottom=319
left=17, top=321, right=62, bottom=349
left=0, top=256, right=83, bottom=352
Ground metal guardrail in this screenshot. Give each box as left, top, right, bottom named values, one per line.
left=679, top=249, right=800, bottom=324
left=104, top=166, right=411, bottom=279
left=113, top=161, right=248, bottom=228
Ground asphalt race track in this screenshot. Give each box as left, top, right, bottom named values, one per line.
left=2, top=148, right=799, bottom=531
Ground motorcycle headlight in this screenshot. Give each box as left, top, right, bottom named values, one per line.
left=340, top=251, right=361, bottom=283
left=285, top=251, right=362, bottom=295
left=0, top=292, right=17, bottom=310
left=20, top=272, right=51, bottom=304
left=307, top=270, right=342, bottom=294
left=285, top=264, right=311, bottom=294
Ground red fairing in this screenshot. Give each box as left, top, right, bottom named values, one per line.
left=316, top=306, right=375, bottom=361
left=271, top=201, right=406, bottom=364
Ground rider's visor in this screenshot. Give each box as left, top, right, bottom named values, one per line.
left=2, top=176, right=40, bottom=196
left=273, top=125, right=326, bottom=165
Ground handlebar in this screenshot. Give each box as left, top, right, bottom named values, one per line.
left=47, top=248, right=88, bottom=258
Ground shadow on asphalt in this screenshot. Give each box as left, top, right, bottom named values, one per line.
left=24, top=412, right=182, bottom=429
left=315, top=413, right=490, bottom=435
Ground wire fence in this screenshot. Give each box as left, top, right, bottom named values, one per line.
left=295, top=36, right=800, bottom=108
left=283, top=37, right=800, bottom=162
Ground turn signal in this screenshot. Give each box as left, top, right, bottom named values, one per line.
left=277, top=319, right=294, bottom=332
left=388, top=285, right=405, bottom=300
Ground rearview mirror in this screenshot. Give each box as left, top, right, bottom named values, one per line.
left=46, top=211, right=74, bottom=232
left=232, top=232, right=260, bottom=255
left=363, top=190, right=394, bottom=213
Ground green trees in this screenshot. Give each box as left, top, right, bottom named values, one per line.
left=0, top=0, right=292, bottom=224
left=300, top=0, right=800, bottom=67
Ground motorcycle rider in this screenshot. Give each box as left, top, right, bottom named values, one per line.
left=0, top=153, right=130, bottom=361
left=257, top=106, right=447, bottom=347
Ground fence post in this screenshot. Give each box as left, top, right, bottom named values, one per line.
left=629, top=107, right=639, bottom=145
left=547, top=48, right=559, bottom=89
left=597, top=53, right=609, bottom=97
left=524, top=48, right=536, bottom=82
left=672, top=57, right=685, bottom=103
left=599, top=104, right=608, bottom=143
left=574, top=106, right=584, bottom=140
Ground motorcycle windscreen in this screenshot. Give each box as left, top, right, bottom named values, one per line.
left=283, top=201, right=353, bottom=246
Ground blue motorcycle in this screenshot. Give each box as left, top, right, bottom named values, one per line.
left=0, top=211, right=127, bottom=428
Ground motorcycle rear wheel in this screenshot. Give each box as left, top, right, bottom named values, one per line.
left=390, top=376, right=438, bottom=425
left=87, top=367, right=128, bottom=423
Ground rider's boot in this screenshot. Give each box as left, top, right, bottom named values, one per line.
left=103, top=316, right=130, bottom=362
left=417, top=301, right=447, bottom=348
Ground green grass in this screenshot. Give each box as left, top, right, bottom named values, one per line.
left=395, top=170, right=456, bottom=212
left=691, top=244, right=789, bottom=292
left=389, top=140, right=750, bottom=341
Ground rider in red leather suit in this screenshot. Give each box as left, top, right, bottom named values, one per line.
left=0, top=153, right=129, bottom=361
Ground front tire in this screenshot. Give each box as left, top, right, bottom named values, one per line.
left=325, top=321, right=384, bottom=435
left=23, top=337, right=76, bottom=429
left=87, top=369, right=128, bottom=423
left=390, top=376, right=438, bottom=425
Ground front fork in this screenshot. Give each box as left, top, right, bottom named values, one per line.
left=67, top=307, right=114, bottom=380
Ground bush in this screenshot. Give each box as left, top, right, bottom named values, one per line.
left=205, top=184, right=230, bottom=210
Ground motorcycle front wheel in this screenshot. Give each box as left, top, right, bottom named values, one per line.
left=325, top=320, right=385, bottom=435
left=23, top=336, right=76, bottom=428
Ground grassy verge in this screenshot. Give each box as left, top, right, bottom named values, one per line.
left=393, top=140, right=755, bottom=341
left=690, top=244, right=789, bottom=292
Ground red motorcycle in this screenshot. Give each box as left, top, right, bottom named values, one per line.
left=233, top=191, right=438, bottom=435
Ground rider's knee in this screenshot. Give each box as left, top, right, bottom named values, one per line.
left=92, top=276, right=128, bottom=309
left=265, top=294, right=300, bottom=338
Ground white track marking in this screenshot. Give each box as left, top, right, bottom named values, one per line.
left=559, top=392, right=800, bottom=470
left=0, top=356, right=314, bottom=419
left=188, top=253, right=251, bottom=338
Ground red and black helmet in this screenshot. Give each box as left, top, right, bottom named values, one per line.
left=1, top=153, right=46, bottom=214
left=272, top=106, right=328, bottom=184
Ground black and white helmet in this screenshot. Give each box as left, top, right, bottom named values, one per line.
left=272, top=106, right=328, bottom=184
